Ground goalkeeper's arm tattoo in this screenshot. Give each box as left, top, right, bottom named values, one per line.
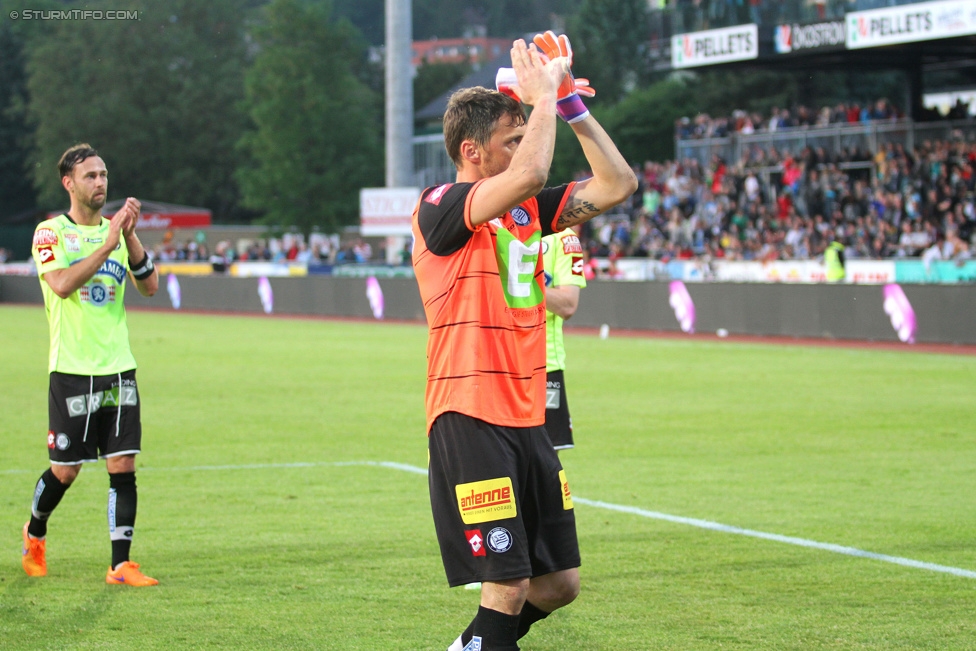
left=556, top=197, right=601, bottom=230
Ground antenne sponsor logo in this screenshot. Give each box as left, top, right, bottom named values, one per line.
left=559, top=470, right=574, bottom=510
left=455, top=477, right=516, bottom=524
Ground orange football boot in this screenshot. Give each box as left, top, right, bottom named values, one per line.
left=22, top=522, right=47, bottom=577
left=105, top=561, right=158, bottom=586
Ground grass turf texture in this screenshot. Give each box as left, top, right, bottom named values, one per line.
left=1, top=303, right=974, bottom=650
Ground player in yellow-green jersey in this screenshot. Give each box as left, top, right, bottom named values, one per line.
left=542, top=227, right=587, bottom=451
left=22, top=144, right=160, bottom=587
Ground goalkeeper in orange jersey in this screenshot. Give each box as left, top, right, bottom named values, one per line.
left=412, top=32, right=636, bottom=651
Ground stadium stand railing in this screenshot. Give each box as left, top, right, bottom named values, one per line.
left=675, top=118, right=976, bottom=168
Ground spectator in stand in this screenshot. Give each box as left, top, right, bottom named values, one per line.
left=285, top=237, right=300, bottom=261
left=210, top=241, right=232, bottom=273
left=353, top=238, right=372, bottom=262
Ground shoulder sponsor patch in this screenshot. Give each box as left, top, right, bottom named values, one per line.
left=559, top=469, right=574, bottom=510
left=36, top=246, right=56, bottom=264
left=571, top=256, right=584, bottom=276
left=455, top=477, right=516, bottom=524
left=33, top=228, right=58, bottom=247
left=425, top=183, right=453, bottom=205
left=561, top=234, right=583, bottom=254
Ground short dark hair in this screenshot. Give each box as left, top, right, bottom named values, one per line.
left=443, top=87, right=525, bottom=169
left=58, top=144, right=99, bottom=179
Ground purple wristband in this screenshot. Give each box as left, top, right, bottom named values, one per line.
left=556, top=93, right=589, bottom=124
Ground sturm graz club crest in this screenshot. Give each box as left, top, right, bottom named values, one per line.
left=510, top=206, right=530, bottom=226
left=486, top=527, right=513, bottom=553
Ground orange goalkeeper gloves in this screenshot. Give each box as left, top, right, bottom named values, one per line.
left=532, top=30, right=592, bottom=123
left=495, top=31, right=594, bottom=124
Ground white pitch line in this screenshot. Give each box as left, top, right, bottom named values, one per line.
left=572, top=497, right=976, bottom=580
left=6, top=459, right=974, bottom=579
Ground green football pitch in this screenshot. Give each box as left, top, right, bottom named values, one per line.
left=2, top=304, right=974, bottom=650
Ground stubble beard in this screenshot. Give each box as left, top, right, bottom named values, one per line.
left=84, top=190, right=107, bottom=213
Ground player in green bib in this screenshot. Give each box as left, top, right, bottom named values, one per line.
left=22, top=144, right=160, bottom=587
left=542, top=227, right=587, bottom=451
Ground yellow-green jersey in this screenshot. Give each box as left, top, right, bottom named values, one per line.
left=32, top=214, right=137, bottom=375
left=542, top=229, right=586, bottom=372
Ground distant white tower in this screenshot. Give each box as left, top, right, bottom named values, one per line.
left=385, top=0, right=414, bottom=188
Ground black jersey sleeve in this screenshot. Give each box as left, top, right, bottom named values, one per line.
left=417, top=183, right=476, bottom=256
left=536, top=184, right=572, bottom=237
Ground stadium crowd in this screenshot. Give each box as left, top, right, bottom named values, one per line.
left=576, top=133, right=976, bottom=269
left=677, top=99, right=902, bottom=141
left=149, top=230, right=371, bottom=269
left=139, top=98, right=976, bottom=274
left=676, top=98, right=971, bottom=141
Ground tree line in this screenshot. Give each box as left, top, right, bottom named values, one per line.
left=0, top=0, right=383, bottom=234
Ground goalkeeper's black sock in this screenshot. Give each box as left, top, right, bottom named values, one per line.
left=516, top=601, right=550, bottom=640
left=470, top=605, right=520, bottom=650
left=28, top=469, right=70, bottom=538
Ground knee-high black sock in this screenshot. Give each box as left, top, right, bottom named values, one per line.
left=28, top=469, right=70, bottom=538
left=516, top=602, right=550, bottom=640
left=470, top=605, right=520, bottom=651
left=108, top=472, right=137, bottom=569
left=457, top=601, right=547, bottom=648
